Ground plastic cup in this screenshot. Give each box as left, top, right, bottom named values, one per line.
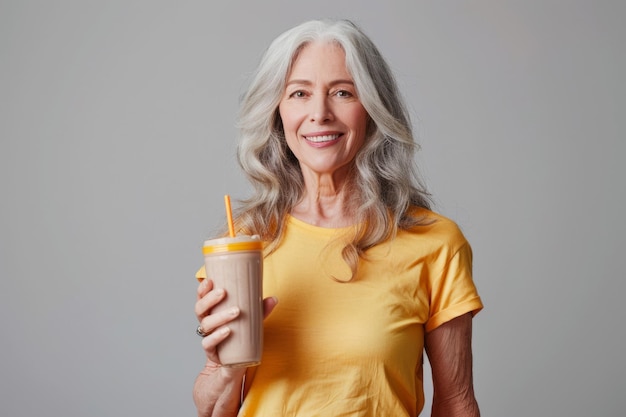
left=202, top=235, right=263, bottom=367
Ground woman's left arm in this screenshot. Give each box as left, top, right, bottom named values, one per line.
left=425, top=312, right=480, bottom=417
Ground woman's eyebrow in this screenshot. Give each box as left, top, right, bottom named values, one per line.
left=285, top=79, right=355, bottom=87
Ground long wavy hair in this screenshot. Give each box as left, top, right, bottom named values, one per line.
left=233, top=19, right=432, bottom=280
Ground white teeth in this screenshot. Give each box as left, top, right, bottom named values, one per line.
left=304, top=134, right=340, bottom=143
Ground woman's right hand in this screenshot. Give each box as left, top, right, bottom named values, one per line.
left=193, top=279, right=245, bottom=416
left=193, top=278, right=278, bottom=416
left=194, top=278, right=278, bottom=366
left=194, top=278, right=240, bottom=367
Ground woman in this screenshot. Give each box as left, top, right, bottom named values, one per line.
left=194, top=19, right=483, bottom=417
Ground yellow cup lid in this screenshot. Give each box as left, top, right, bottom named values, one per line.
left=202, top=235, right=263, bottom=255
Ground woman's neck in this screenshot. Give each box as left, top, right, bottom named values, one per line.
left=291, top=170, right=357, bottom=228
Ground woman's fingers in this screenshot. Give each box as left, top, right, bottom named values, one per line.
left=196, top=278, right=211, bottom=298
left=195, top=281, right=237, bottom=362
left=195, top=282, right=226, bottom=319
left=199, top=295, right=277, bottom=336
left=198, top=305, right=240, bottom=336
left=195, top=288, right=278, bottom=365
left=195, top=279, right=278, bottom=361
left=263, top=296, right=278, bottom=319
left=200, top=326, right=232, bottom=363
left=202, top=327, right=231, bottom=352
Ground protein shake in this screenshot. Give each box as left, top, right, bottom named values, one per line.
left=202, top=235, right=264, bottom=367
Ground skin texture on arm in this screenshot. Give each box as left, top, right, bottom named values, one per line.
left=425, top=312, right=480, bottom=417
left=193, top=363, right=245, bottom=417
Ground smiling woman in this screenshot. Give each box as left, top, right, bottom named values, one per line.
left=193, top=19, right=482, bottom=417
left=279, top=42, right=369, bottom=226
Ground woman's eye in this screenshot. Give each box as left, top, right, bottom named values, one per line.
left=336, top=90, right=353, bottom=98
left=290, top=91, right=306, bottom=98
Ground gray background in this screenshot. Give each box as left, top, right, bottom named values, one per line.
left=1, top=1, right=624, bottom=416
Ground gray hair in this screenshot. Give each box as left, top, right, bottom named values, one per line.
left=235, top=19, right=431, bottom=279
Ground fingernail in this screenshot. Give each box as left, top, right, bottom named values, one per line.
left=230, top=307, right=240, bottom=316
left=215, top=288, right=225, bottom=297
left=220, top=327, right=230, bottom=336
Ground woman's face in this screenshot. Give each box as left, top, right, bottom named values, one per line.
left=279, top=41, right=369, bottom=181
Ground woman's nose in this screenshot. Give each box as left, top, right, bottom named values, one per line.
left=310, top=95, right=333, bottom=123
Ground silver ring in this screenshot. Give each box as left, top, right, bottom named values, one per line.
left=196, top=325, right=210, bottom=337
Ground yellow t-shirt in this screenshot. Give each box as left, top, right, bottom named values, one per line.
left=196, top=208, right=483, bottom=416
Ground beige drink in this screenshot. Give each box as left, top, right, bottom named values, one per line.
left=202, top=235, right=263, bottom=367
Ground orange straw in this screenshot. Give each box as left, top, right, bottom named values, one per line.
left=224, top=194, right=235, bottom=237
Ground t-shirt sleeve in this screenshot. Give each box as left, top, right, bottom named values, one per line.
left=425, top=242, right=483, bottom=332
left=195, top=265, right=207, bottom=282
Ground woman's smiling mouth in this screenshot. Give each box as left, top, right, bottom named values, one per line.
left=303, top=134, right=341, bottom=143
